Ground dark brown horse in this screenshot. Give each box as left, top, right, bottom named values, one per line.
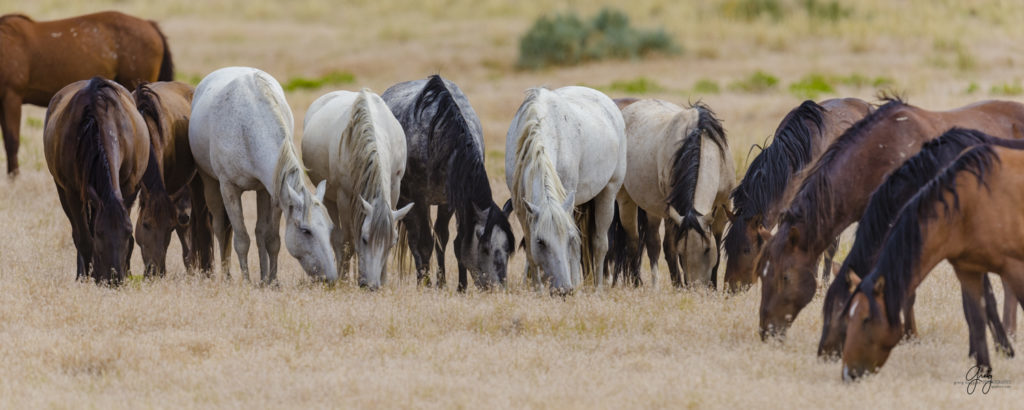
left=133, top=81, right=213, bottom=277
left=757, top=98, right=1024, bottom=340
left=723, top=98, right=871, bottom=291
left=819, top=128, right=1021, bottom=360
left=843, top=141, right=1024, bottom=380
left=44, top=77, right=151, bottom=284
left=1, top=11, right=173, bottom=176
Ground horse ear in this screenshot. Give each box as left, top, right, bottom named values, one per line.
left=873, top=277, right=885, bottom=295
left=473, top=202, right=488, bottom=223
left=848, top=271, right=862, bottom=293
left=315, top=180, right=327, bottom=202
left=359, top=195, right=373, bottom=215
left=286, top=184, right=303, bottom=209
left=502, top=199, right=513, bottom=218
left=524, top=201, right=539, bottom=216
left=562, top=191, right=575, bottom=212
left=667, top=206, right=683, bottom=225
left=723, top=206, right=736, bottom=223
left=393, top=202, right=414, bottom=221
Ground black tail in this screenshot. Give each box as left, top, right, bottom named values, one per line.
left=151, top=21, right=175, bottom=82
left=606, top=202, right=626, bottom=285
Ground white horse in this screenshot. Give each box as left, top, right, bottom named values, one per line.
left=302, top=89, right=412, bottom=289
left=189, top=67, right=337, bottom=284
left=614, top=99, right=734, bottom=288
left=505, top=86, right=626, bottom=292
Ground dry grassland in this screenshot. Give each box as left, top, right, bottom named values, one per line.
left=1, top=0, right=1023, bottom=408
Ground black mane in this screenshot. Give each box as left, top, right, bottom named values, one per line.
left=859, top=143, right=999, bottom=324
left=74, top=77, right=124, bottom=208
left=667, top=103, right=726, bottom=238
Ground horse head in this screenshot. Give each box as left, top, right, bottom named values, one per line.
left=136, top=183, right=178, bottom=277
left=459, top=200, right=515, bottom=290
left=842, top=276, right=901, bottom=381
left=282, top=180, right=338, bottom=284
left=87, top=187, right=133, bottom=284
left=522, top=192, right=579, bottom=294
left=757, top=220, right=819, bottom=341
left=354, top=194, right=412, bottom=290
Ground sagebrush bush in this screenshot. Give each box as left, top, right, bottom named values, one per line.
left=517, top=8, right=679, bottom=69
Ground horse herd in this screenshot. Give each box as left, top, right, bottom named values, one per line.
left=3, top=11, right=1024, bottom=383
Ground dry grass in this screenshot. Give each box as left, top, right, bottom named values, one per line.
left=1, top=0, right=1023, bottom=407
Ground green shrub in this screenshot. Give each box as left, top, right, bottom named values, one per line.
left=517, top=8, right=679, bottom=69
left=802, top=0, right=850, bottom=22
left=729, top=71, right=779, bottom=93
left=965, top=82, right=980, bottom=94
left=282, top=71, right=356, bottom=92
left=603, top=77, right=664, bottom=94
left=720, top=0, right=784, bottom=21
left=693, top=79, right=721, bottom=94
left=990, top=81, right=1023, bottom=96
left=788, top=74, right=834, bottom=99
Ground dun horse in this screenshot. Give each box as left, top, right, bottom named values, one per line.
left=723, top=99, right=871, bottom=290
left=44, top=77, right=151, bottom=284
left=843, top=140, right=1024, bottom=380
left=757, top=98, right=1024, bottom=340
left=303, top=89, right=412, bottom=289
left=189, top=67, right=336, bottom=284
left=382, top=75, right=514, bottom=291
left=1, top=11, right=173, bottom=175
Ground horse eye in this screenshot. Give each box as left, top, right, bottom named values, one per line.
left=483, top=248, right=490, bottom=255
left=301, top=228, right=312, bottom=236
left=704, top=247, right=711, bottom=255
left=536, top=239, right=545, bottom=249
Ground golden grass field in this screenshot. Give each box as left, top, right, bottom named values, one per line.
left=2, top=0, right=1024, bottom=408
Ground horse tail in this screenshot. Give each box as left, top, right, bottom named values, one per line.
left=395, top=220, right=412, bottom=279
left=575, top=199, right=597, bottom=286
left=606, top=202, right=625, bottom=285
left=188, top=174, right=215, bottom=273
left=150, top=21, right=175, bottom=82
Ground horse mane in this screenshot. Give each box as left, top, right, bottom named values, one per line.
left=72, top=77, right=126, bottom=211
left=511, top=88, right=576, bottom=238
left=667, top=102, right=726, bottom=239
left=413, top=75, right=513, bottom=249
left=779, top=97, right=907, bottom=242
left=134, top=83, right=164, bottom=144
left=725, top=100, right=825, bottom=254
left=860, top=143, right=999, bottom=325
left=825, top=127, right=995, bottom=319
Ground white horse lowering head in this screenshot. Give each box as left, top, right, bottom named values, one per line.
left=458, top=201, right=515, bottom=289
left=356, top=195, right=413, bottom=289
left=282, top=179, right=338, bottom=283
left=523, top=192, right=580, bottom=293
left=668, top=206, right=717, bottom=287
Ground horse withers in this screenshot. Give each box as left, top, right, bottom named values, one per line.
left=1, top=11, right=174, bottom=176
left=44, top=77, right=151, bottom=284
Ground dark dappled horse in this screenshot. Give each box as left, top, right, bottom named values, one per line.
left=757, top=98, right=1024, bottom=340
left=1, top=11, right=173, bottom=176
left=382, top=75, right=514, bottom=291
left=44, top=77, right=151, bottom=284
left=723, top=98, right=871, bottom=290
left=843, top=139, right=1024, bottom=380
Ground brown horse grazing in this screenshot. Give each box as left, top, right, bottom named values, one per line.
left=842, top=142, right=1024, bottom=381
left=1, top=11, right=173, bottom=176
left=723, top=98, right=872, bottom=291
left=44, top=77, right=151, bottom=284
left=133, top=81, right=213, bottom=277
left=756, top=98, right=1024, bottom=340
left=819, top=128, right=1021, bottom=361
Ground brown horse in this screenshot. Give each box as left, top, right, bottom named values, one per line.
left=133, top=81, right=213, bottom=277
left=723, top=98, right=871, bottom=291
left=843, top=141, right=1024, bottom=380
left=757, top=98, right=1024, bottom=340
left=819, top=128, right=1021, bottom=360
left=44, top=77, right=151, bottom=284
left=1, top=11, right=173, bottom=176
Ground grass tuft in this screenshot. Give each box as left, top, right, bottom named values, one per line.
left=282, top=71, right=356, bottom=92
left=729, top=70, right=779, bottom=93
left=788, top=74, right=834, bottom=99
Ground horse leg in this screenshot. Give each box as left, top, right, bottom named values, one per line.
left=591, top=187, right=617, bottom=290
left=663, top=220, right=682, bottom=288
left=220, top=182, right=251, bottom=283
left=56, top=185, right=90, bottom=279
left=404, top=200, right=433, bottom=287
left=614, top=193, right=642, bottom=288
left=338, top=224, right=355, bottom=284
left=821, top=237, right=839, bottom=284
left=1, top=93, right=22, bottom=176
left=981, top=274, right=1014, bottom=357
left=188, top=176, right=214, bottom=273
left=200, top=172, right=231, bottom=279
left=433, top=204, right=453, bottom=289
left=1000, top=263, right=1020, bottom=340
left=956, top=268, right=992, bottom=373
left=255, top=188, right=281, bottom=285
left=642, top=214, right=662, bottom=288
left=324, top=199, right=346, bottom=283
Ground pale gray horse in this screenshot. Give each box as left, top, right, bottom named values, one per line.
left=381, top=75, right=515, bottom=291
left=303, top=89, right=411, bottom=289
left=505, top=86, right=626, bottom=293
left=189, top=67, right=337, bottom=284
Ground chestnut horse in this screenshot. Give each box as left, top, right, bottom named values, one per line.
left=133, top=81, right=213, bottom=277
left=843, top=140, right=1024, bottom=380
left=1, top=11, right=173, bottom=176
left=819, top=128, right=1021, bottom=360
left=44, top=77, right=151, bottom=284
left=723, top=99, right=871, bottom=291
left=757, top=98, right=1024, bottom=340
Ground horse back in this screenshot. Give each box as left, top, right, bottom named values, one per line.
left=549, top=87, right=626, bottom=201
left=137, top=81, right=196, bottom=193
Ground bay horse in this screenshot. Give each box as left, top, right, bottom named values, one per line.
left=723, top=99, right=871, bottom=290
left=611, top=98, right=734, bottom=288
left=505, top=86, right=626, bottom=293
left=757, top=98, right=1024, bottom=340
left=843, top=140, right=1024, bottom=380
left=381, top=75, right=514, bottom=291
left=189, top=67, right=336, bottom=285
left=133, top=81, right=213, bottom=277
left=819, top=128, right=1020, bottom=360
left=1, top=11, right=173, bottom=176
left=44, top=77, right=150, bottom=284
left=303, top=89, right=412, bottom=289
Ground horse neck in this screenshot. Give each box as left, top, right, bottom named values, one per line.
left=514, top=121, right=566, bottom=211
left=272, top=141, right=309, bottom=206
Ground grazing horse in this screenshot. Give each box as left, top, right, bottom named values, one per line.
left=505, top=86, right=626, bottom=292
left=44, top=77, right=151, bottom=284
left=381, top=75, right=514, bottom=291
left=612, top=98, right=734, bottom=288
left=133, top=81, right=213, bottom=277
left=843, top=141, right=1024, bottom=381
left=189, top=67, right=336, bottom=284
left=819, top=128, right=1020, bottom=360
left=723, top=99, right=871, bottom=290
left=1, top=11, right=174, bottom=176
left=303, top=89, right=412, bottom=289
left=757, top=98, right=1024, bottom=340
